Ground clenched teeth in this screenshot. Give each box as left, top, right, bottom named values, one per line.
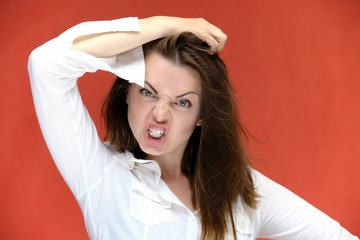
left=148, top=128, right=164, bottom=138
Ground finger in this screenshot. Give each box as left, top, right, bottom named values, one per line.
left=204, top=22, right=227, bottom=52
left=186, top=18, right=226, bottom=53
left=208, top=33, right=227, bottom=53
left=215, top=33, right=227, bottom=52
left=203, top=35, right=219, bottom=54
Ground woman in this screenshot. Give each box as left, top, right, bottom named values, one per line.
left=28, top=16, right=358, bottom=240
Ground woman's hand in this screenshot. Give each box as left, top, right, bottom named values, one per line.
left=141, top=16, right=227, bottom=53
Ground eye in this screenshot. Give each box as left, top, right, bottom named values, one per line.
left=175, top=99, right=191, bottom=108
left=140, top=89, right=154, bottom=97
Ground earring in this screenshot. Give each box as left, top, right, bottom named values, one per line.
left=197, top=119, right=202, bottom=126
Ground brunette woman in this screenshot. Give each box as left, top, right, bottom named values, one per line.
left=28, top=16, right=358, bottom=240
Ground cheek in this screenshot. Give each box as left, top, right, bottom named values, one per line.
left=173, top=114, right=199, bottom=136
left=127, top=105, right=135, bottom=128
left=176, top=103, right=201, bottom=129
left=127, top=97, right=144, bottom=134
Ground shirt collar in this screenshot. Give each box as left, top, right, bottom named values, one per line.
left=112, top=150, right=162, bottom=191
left=112, top=150, right=195, bottom=210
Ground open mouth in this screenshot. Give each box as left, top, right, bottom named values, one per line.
left=148, top=128, right=164, bottom=139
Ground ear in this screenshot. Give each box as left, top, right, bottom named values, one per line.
left=126, top=95, right=129, bottom=104
left=196, top=118, right=202, bottom=126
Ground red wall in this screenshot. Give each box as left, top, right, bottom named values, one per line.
left=0, top=0, right=359, bottom=239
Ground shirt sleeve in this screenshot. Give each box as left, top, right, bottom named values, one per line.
left=252, top=169, right=359, bottom=240
left=28, top=17, right=145, bottom=200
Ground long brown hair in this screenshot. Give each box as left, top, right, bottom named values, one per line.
left=102, top=32, right=258, bottom=239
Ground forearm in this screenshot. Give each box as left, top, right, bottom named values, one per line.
left=253, top=169, right=359, bottom=239
left=72, top=17, right=166, bottom=57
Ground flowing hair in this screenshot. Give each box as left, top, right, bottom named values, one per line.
left=102, top=32, right=258, bottom=240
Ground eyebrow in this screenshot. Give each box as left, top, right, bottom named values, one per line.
left=145, top=81, right=158, bottom=94
left=175, top=91, right=199, bottom=98
left=144, top=81, right=199, bottom=98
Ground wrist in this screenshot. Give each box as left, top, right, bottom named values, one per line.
left=140, top=16, right=177, bottom=38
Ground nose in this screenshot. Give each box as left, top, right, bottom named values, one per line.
left=152, top=98, right=170, bottom=123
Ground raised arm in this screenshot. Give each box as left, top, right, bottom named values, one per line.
left=72, top=16, right=227, bottom=57
left=28, top=16, right=226, bottom=202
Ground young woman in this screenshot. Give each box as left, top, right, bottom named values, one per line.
left=28, top=16, right=358, bottom=240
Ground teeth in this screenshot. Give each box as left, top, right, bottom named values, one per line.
left=148, top=128, right=164, bottom=138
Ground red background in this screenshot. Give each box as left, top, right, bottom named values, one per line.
left=0, top=0, right=359, bottom=239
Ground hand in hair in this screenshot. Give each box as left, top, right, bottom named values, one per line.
left=145, top=16, right=228, bottom=53
left=72, top=16, right=227, bottom=58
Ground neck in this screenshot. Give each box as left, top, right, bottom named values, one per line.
left=146, top=153, right=184, bottom=180
left=146, top=153, right=195, bottom=211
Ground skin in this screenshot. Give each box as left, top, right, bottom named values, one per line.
left=126, top=52, right=202, bottom=211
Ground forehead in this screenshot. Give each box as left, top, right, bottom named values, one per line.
left=144, top=52, right=201, bottom=96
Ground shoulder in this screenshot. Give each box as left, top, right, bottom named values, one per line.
left=249, top=168, right=289, bottom=199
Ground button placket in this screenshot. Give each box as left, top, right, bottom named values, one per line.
left=184, top=210, right=198, bottom=240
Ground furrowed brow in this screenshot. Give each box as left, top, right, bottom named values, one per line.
left=176, top=91, right=199, bottom=98
left=144, top=81, right=158, bottom=94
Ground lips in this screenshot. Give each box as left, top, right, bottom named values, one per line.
left=144, top=124, right=167, bottom=147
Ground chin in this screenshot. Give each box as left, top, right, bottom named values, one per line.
left=138, top=144, right=164, bottom=158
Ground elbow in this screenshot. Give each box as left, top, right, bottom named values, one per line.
left=28, top=46, right=43, bottom=78
left=28, top=44, right=53, bottom=84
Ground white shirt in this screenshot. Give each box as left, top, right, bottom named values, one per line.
left=28, top=17, right=358, bottom=240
